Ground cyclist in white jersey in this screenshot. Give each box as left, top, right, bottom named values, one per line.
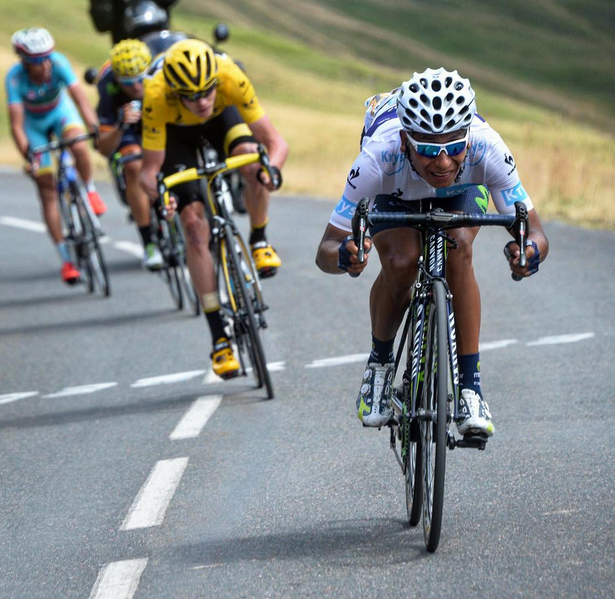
left=316, top=67, right=549, bottom=434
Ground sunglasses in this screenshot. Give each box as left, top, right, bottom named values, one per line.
left=118, top=74, right=145, bottom=86
left=406, top=130, right=469, bottom=158
left=23, top=55, right=51, bottom=65
left=178, top=83, right=217, bottom=102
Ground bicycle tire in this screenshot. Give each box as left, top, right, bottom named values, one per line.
left=152, top=208, right=183, bottom=310
left=420, top=280, right=449, bottom=552
left=405, top=417, right=423, bottom=526
left=170, top=214, right=200, bottom=316
left=73, top=182, right=111, bottom=297
left=221, top=225, right=274, bottom=399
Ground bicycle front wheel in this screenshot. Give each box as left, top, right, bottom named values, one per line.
left=420, top=280, right=450, bottom=552
left=73, top=182, right=110, bottom=297
left=220, top=225, right=274, bottom=399
left=170, top=214, right=200, bottom=316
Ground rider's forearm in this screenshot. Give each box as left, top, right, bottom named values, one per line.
left=97, top=127, right=123, bottom=158
left=268, top=136, right=289, bottom=170
left=316, top=240, right=346, bottom=275
left=10, top=124, right=29, bottom=158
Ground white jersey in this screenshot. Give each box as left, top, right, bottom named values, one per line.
left=330, top=92, right=534, bottom=232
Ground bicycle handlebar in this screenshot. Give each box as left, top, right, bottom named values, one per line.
left=30, top=132, right=96, bottom=155
left=351, top=198, right=529, bottom=282
left=157, top=144, right=278, bottom=203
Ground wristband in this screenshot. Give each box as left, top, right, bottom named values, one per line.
left=337, top=235, right=354, bottom=273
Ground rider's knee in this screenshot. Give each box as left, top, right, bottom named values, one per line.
left=381, top=251, right=416, bottom=287
left=182, top=205, right=210, bottom=246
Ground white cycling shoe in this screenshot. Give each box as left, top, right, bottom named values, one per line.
left=356, top=362, right=394, bottom=427
left=143, top=243, right=164, bottom=271
left=457, top=388, right=495, bottom=437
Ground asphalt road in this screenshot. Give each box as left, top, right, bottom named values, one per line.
left=0, top=170, right=613, bottom=599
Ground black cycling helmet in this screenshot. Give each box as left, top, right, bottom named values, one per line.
left=125, top=0, right=169, bottom=38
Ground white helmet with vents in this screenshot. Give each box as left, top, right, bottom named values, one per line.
left=11, top=28, right=55, bottom=58
left=396, top=67, right=476, bottom=134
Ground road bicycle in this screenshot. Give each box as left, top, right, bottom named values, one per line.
left=31, top=133, right=111, bottom=297
left=159, top=145, right=278, bottom=399
left=110, top=151, right=200, bottom=315
left=353, top=197, right=528, bottom=552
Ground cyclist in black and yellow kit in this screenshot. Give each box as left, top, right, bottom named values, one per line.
left=139, top=39, right=288, bottom=378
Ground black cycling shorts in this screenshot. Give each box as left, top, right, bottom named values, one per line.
left=369, top=185, right=490, bottom=237
left=161, top=106, right=255, bottom=213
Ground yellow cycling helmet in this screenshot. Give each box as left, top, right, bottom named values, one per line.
left=163, top=39, right=217, bottom=95
left=110, top=39, right=151, bottom=79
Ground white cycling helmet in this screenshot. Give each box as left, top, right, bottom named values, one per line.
left=396, top=67, right=476, bottom=135
left=11, top=28, right=55, bottom=58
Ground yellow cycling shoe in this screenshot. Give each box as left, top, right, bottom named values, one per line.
left=251, top=241, right=281, bottom=279
left=211, top=338, right=240, bottom=380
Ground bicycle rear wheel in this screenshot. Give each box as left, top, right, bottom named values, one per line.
left=219, top=225, right=274, bottom=399
left=420, top=280, right=449, bottom=552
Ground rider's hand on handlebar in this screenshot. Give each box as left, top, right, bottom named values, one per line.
left=503, top=240, right=540, bottom=278
left=256, top=165, right=282, bottom=191
left=338, top=235, right=373, bottom=276
left=161, top=193, right=178, bottom=221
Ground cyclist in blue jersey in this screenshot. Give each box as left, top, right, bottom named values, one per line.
left=95, top=38, right=163, bottom=270
left=316, top=68, right=549, bottom=435
left=6, top=28, right=107, bottom=284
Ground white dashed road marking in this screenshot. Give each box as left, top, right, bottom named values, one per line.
left=131, top=370, right=206, bottom=388
left=43, top=382, right=118, bottom=398
left=0, top=216, right=47, bottom=233
left=170, top=395, right=222, bottom=440
left=113, top=240, right=144, bottom=258
left=526, top=332, right=595, bottom=346
left=480, top=339, right=518, bottom=351
left=0, top=391, right=39, bottom=405
left=121, top=457, right=189, bottom=530
left=88, top=558, right=148, bottom=599
left=305, top=353, right=369, bottom=369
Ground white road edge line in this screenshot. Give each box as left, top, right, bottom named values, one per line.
left=121, top=457, right=189, bottom=530
left=480, top=339, right=518, bottom=351
left=88, top=558, right=148, bottom=599
left=170, top=394, right=222, bottom=440
left=0, top=391, right=39, bottom=405
left=43, top=382, right=118, bottom=399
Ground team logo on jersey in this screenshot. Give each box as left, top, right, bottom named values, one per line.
left=504, top=153, right=517, bottom=175
left=380, top=150, right=406, bottom=175
left=346, top=167, right=361, bottom=189
left=467, top=134, right=487, bottom=166
left=435, top=184, right=477, bottom=198
left=335, top=196, right=356, bottom=219
left=501, top=182, right=528, bottom=206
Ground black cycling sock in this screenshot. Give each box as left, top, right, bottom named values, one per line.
left=369, top=335, right=395, bottom=365
left=249, top=221, right=267, bottom=246
left=138, top=226, right=152, bottom=246
left=459, top=353, right=482, bottom=397
left=204, top=310, right=227, bottom=345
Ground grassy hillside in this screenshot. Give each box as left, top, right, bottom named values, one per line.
left=1, top=0, right=614, bottom=229
left=186, top=0, right=615, bottom=132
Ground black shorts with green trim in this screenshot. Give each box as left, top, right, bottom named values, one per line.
left=369, top=185, right=489, bottom=237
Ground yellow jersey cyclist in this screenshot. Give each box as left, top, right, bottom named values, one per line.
left=95, top=39, right=164, bottom=270
left=316, top=67, right=549, bottom=435
left=5, top=28, right=107, bottom=285
left=139, top=39, right=288, bottom=379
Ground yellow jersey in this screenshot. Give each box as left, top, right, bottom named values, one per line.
left=142, top=53, right=265, bottom=151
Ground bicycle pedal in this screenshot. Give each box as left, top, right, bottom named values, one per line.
left=258, top=267, right=278, bottom=279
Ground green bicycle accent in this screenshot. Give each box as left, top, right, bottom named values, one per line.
left=473, top=185, right=489, bottom=214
